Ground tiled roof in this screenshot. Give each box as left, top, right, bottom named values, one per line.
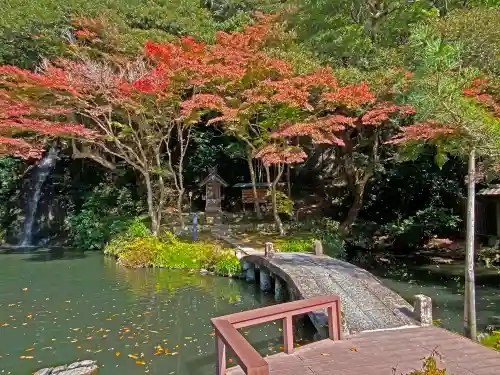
left=477, top=185, right=500, bottom=196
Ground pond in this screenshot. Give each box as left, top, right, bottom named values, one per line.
left=0, top=250, right=311, bottom=375
left=366, top=258, right=500, bottom=334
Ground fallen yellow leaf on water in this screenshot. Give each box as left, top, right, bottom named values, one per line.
left=128, top=354, right=139, bottom=360
left=350, top=348, right=358, bottom=352
left=1, top=323, right=9, bottom=327
left=25, top=348, right=34, bottom=352
left=27, top=314, right=32, bottom=319
left=116, top=352, right=120, bottom=357
left=320, top=353, right=329, bottom=356
left=136, top=360, right=145, bottom=365
left=20, top=356, right=34, bottom=359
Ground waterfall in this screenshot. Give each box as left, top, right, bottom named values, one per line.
left=19, top=145, right=59, bottom=246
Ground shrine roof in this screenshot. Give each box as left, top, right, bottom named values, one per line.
left=198, top=170, right=229, bottom=187
left=233, top=182, right=271, bottom=188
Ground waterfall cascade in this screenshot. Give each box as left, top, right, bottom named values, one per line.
left=19, top=145, right=59, bottom=247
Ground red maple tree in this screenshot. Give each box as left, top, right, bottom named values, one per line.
left=0, top=14, right=295, bottom=233
left=0, top=14, right=417, bottom=235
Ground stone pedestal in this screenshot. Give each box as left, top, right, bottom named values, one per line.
left=313, top=240, right=323, bottom=256
left=413, top=294, right=433, bottom=326
left=260, top=269, right=271, bottom=292
left=265, top=242, right=275, bottom=257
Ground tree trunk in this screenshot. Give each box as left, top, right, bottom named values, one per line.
left=247, top=153, right=262, bottom=219
left=266, top=165, right=285, bottom=236
left=144, top=173, right=160, bottom=236
left=339, top=179, right=368, bottom=236
left=287, top=164, right=292, bottom=198
left=177, top=188, right=185, bottom=229
left=464, top=145, right=477, bottom=340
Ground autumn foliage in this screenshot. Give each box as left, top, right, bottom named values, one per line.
left=390, top=77, right=500, bottom=146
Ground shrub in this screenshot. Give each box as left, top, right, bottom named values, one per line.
left=379, top=207, right=462, bottom=250
left=275, top=238, right=312, bottom=253
left=68, top=183, right=142, bottom=250
left=478, top=247, right=500, bottom=269
left=104, top=221, right=241, bottom=276
left=274, top=219, right=345, bottom=257
left=312, top=219, right=346, bottom=258
left=480, top=332, right=500, bottom=351
left=405, top=353, right=452, bottom=375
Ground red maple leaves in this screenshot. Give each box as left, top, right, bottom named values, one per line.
left=387, top=121, right=456, bottom=144
left=0, top=12, right=425, bottom=162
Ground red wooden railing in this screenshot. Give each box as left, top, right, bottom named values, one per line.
left=211, top=295, right=342, bottom=375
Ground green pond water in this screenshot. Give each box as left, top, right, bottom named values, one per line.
left=0, top=250, right=311, bottom=375
left=370, top=260, right=500, bottom=333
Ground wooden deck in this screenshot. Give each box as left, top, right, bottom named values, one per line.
left=227, top=326, right=500, bottom=375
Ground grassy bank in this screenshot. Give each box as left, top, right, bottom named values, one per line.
left=104, top=221, right=241, bottom=276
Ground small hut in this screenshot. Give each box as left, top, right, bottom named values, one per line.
left=198, top=168, right=228, bottom=213
left=477, top=184, right=500, bottom=240
left=233, top=182, right=271, bottom=212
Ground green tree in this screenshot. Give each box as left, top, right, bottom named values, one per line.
left=393, top=25, right=500, bottom=340
left=432, top=7, right=500, bottom=76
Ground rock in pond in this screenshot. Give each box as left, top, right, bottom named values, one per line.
left=35, top=360, right=98, bottom=375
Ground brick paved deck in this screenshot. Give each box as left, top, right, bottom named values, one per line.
left=227, top=326, right=500, bottom=375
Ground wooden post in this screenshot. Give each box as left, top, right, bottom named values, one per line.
left=327, top=304, right=340, bottom=341
left=283, top=316, right=293, bottom=354
left=215, top=336, right=226, bottom=375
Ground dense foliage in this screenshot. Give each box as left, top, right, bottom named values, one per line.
left=104, top=221, right=241, bottom=275
left=0, top=0, right=498, bottom=258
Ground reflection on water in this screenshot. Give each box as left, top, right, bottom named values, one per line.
left=365, top=258, right=500, bottom=333
left=0, top=251, right=312, bottom=375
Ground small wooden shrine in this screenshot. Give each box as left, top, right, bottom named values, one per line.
left=199, top=168, right=228, bottom=213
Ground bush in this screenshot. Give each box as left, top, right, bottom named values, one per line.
left=275, top=238, right=312, bottom=253
left=104, top=221, right=241, bottom=276
left=478, top=247, right=500, bottom=269
left=480, top=332, right=500, bottom=351
left=68, top=182, right=142, bottom=250
left=379, top=207, right=461, bottom=250
left=311, top=219, right=346, bottom=258
left=405, top=353, right=452, bottom=375
left=274, top=219, right=345, bottom=257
